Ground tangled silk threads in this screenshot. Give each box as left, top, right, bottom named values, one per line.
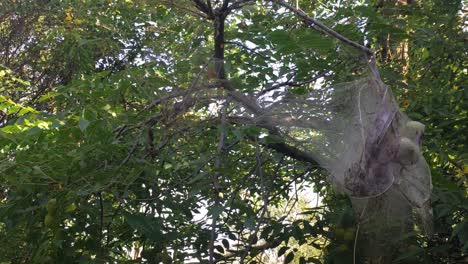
left=257, top=76, right=433, bottom=255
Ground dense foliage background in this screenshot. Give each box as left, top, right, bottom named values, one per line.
left=0, top=0, right=466, bottom=263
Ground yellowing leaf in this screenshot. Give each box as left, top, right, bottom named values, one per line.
left=401, top=99, right=410, bottom=109
left=64, top=7, right=74, bottom=23
left=65, top=203, right=77, bottom=212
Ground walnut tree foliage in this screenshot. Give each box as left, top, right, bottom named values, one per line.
left=0, top=0, right=466, bottom=263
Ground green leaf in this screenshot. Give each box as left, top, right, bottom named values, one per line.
left=268, top=30, right=301, bottom=54
left=244, top=216, right=256, bottom=230
left=299, top=257, right=306, bottom=264
left=451, top=221, right=468, bottom=243
left=228, top=232, right=237, bottom=241
left=188, top=171, right=208, bottom=184
left=124, top=213, right=163, bottom=242
left=296, top=30, right=333, bottom=52
left=210, top=205, right=224, bottom=219
left=222, top=239, right=230, bottom=249
left=38, top=92, right=60, bottom=102
left=78, top=118, right=89, bottom=132
left=277, top=42, right=301, bottom=54
left=354, top=5, right=377, bottom=18
left=65, top=203, right=77, bottom=212
left=284, top=252, right=294, bottom=264
left=278, top=246, right=289, bottom=257
left=268, top=30, right=290, bottom=44
left=215, top=245, right=224, bottom=253
left=260, top=225, right=273, bottom=239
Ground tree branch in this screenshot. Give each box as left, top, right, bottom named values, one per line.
left=271, top=0, right=374, bottom=56
left=206, top=0, right=214, bottom=17
left=216, top=239, right=282, bottom=262
left=163, top=0, right=208, bottom=18
left=210, top=6, right=229, bottom=263
left=222, top=0, right=231, bottom=10
left=140, top=83, right=219, bottom=114
left=225, top=116, right=319, bottom=166
left=218, top=81, right=321, bottom=165
left=227, top=0, right=256, bottom=11
left=257, top=68, right=331, bottom=97
left=192, top=0, right=212, bottom=16
left=210, top=97, right=228, bottom=263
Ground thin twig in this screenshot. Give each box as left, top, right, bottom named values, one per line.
left=190, top=58, right=213, bottom=89
left=98, top=192, right=104, bottom=253
left=268, top=169, right=312, bottom=204
left=140, top=83, right=219, bottom=114
left=120, top=134, right=141, bottom=166
left=161, top=0, right=208, bottom=18
left=271, top=0, right=374, bottom=56
left=239, top=142, right=269, bottom=263
left=224, top=40, right=268, bottom=59
left=257, top=68, right=332, bottom=97
left=209, top=95, right=229, bottom=264
left=106, top=199, right=123, bottom=246
left=227, top=0, right=256, bottom=11
left=353, top=202, right=368, bottom=264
